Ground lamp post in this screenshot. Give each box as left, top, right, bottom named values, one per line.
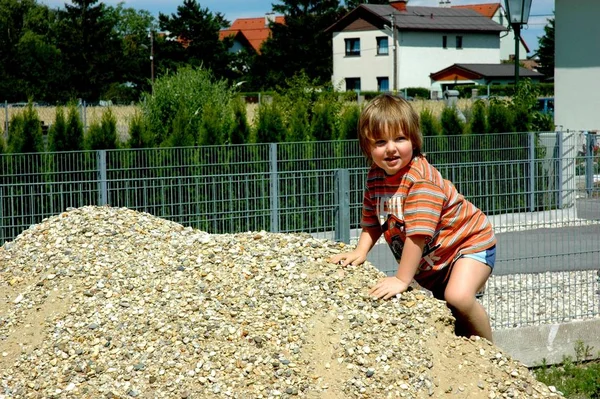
left=503, top=0, right=532, bottom=86
left=149, top=30, right=155, bottom=93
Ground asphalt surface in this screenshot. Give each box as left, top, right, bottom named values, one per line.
left=368, top=222, right=599, bottom=277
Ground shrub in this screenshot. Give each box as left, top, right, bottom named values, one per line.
left=140, top=67, right=235, bottom=147
left=310, top=98, right=338, bottom=141
left=230, top=97, right=250, bottom=145
left=127, top=111, right=152, bottom=149
left=166, top=105, right=196, bottom=148
left=469, top=100, right=488, bottom=134
left=49, top=106, right=83, bottom=151
left=65, top=104, right=85, bottom=151
left=420, top=108, right=440, bottom=137
left=286, top=98, right=310, bottom=142
left=85, top=108, right=118, bottom=150
left=441, top=106, right=464, bottom=137
left=253, top=99, right=285, bottom=143
left=487, top=99, right=514, bottom=134
left=8, top=103, right=43, bottom=153
left=337, top=103, right=360, bottom=140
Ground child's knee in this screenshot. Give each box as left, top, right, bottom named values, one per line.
left=444, top=289, right=475, bottom=312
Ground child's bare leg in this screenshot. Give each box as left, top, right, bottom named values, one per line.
left=444, top=258, right=493, bottom=342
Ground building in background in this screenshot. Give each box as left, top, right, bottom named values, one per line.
left=326, top=0, right=505, bottom=94
left=219, top=14, right=284, bottom=54
left=450, top=2, right=529, bottom=61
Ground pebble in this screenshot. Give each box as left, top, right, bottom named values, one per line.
left=0, top=206, right=564, bottom=398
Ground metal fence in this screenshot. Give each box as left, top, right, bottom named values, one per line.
left=0, top=133, right=598, bottom=329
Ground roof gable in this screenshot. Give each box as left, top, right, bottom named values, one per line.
left=219, top=16, right=285, bottom=54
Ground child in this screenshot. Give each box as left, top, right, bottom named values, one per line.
left=330, top=94, right=497, bottom=341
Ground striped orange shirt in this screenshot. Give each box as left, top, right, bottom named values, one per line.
left=361, top=156, right=496, bottom=290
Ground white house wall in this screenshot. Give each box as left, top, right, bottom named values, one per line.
left=331, top=30, right=394, bottom=91
left=332, top=29, right=500, bottom=92
left=398, top=31, right=500, bottom=89
left=555, top=0, right=600, bottom=132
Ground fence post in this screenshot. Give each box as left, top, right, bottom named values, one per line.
left=4, top=101, right=7, bottom=140
left=586, top=132, right=594, bottom=196
left=529, top=131, right=535, bottom=212
left=269, top=143, right=279, bottom=232
left=97, top=150, right=108, bottom=205
left=556, top=130, right=563, bottom=208
left=334, top=169, right=350, bottom=244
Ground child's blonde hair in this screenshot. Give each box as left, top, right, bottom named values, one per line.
left=358, top=94, right=422, bottom=164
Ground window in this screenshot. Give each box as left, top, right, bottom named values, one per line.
left=345, top=38, right=360, bottom=56
left=345, top=78, right=361, bottom=92
left=442, top=35, right=447, bottom=49
left=377, top=77, right=389, bottom=92
left=376, top=37, right=389, bottom=55
left=456, top=36, right=463, bottom=49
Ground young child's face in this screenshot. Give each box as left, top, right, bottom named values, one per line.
left=370, top=128, right=414, bottom=175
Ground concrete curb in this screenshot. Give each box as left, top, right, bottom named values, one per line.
left=493, top=318, right=600, bottom=367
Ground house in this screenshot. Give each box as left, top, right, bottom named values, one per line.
left=219, top=14, right=285, bottom=54
left=430, top=63, right=543, bottom=93
left=555, top=0, right=600, bottom=133
left=450, top=2, right=529, bottom=61
left=326, top=0, right=505, bottom=94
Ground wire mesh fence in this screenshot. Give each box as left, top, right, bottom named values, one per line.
left=0, top=132, right=598, bottom=329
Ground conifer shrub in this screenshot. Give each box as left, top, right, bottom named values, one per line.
left=230, top=97, right=250, bottom=145
left=8, top=103, right=44, bottom=153
left=253, top=99, right=285, bottom=143
left=337, top=103, right=360, bottom=141
left=65, top=104, right=85, bottom=151
left=310, top=98, right=338, bottom=142
left=48, top=107, right=73, bottom=151
left=286, top=98, right=310, bottom=142
left=85, top=108, right=117, bottom=150
left=469, top=100, right=488, bottom=135
left=127, top=111, right=152, bottom=149
left=167, top=105, right=196, bottom=148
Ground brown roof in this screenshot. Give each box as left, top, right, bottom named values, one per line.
left=430, top=63, right=544, bottom=81
left=451, top=3, right=501, bottom=19
left=327, top=4, right=506, bottom=33
left=219, top=16, right=285, bottom=54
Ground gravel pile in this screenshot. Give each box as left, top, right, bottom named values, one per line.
left=0, top=206, right=563, bottom=398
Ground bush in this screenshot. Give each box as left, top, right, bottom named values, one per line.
left=253, top=99, right=285, bottom=143
left=286, top=98, right=310, bottom=142
left=487, top=99, right=514, bottom=134
left=469, top=100, right=488, bottom=134
left=8, top=103, right=43, bottom=153
left=140, top=67, right=235, bottom=147
left=337, top=103, right=360, bottom=140
left=64, top=104, right=85, bottom=151
left=85, top=108, right=117, bottom=150
left=48, top=106, right=83, bottom=151
left=127, top=111, right=152, bottom=149
left=420, top=108, right=441, bottom=137
left=230, top=97, right=250, bottom=145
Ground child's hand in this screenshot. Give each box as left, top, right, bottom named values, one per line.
left=369, top=276, right=410, bottom=300
left=329, top=251, right=366, bottom=267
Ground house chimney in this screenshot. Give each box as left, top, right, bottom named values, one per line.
left=265, top=12, right=275, bottom=27
left=389, top=0, right=408, bottom=12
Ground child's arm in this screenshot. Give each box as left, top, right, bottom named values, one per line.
left=329, top=226, right=381, bottom=267
left=369, top=235, right=426, bottom=300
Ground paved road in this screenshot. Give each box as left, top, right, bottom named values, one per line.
left=368, top=224, right=600, bottom=277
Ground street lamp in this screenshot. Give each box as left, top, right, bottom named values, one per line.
left=504, top=0, right=533, bottom=86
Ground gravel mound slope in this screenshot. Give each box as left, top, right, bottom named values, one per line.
left=0, top=206, right=561, bottom=398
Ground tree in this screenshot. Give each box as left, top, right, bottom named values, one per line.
left=55, top=0, right=123, bottom=101
left=157, top=0, right=232, bottom=80
left=0, top=0, right=63, bottom=101
left=535, top=16, right=554, bottom=79
left=250, top=0, right=344, bottom=90
left=343, top=0, right=390, bottom=11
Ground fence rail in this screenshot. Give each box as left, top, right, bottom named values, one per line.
left=1, top=133, right=599, bottom=329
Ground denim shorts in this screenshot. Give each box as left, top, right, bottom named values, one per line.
left=459, top=245, right=496, bottom=270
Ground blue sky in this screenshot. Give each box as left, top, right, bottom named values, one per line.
left=40, top=0, right=554, bottom=55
